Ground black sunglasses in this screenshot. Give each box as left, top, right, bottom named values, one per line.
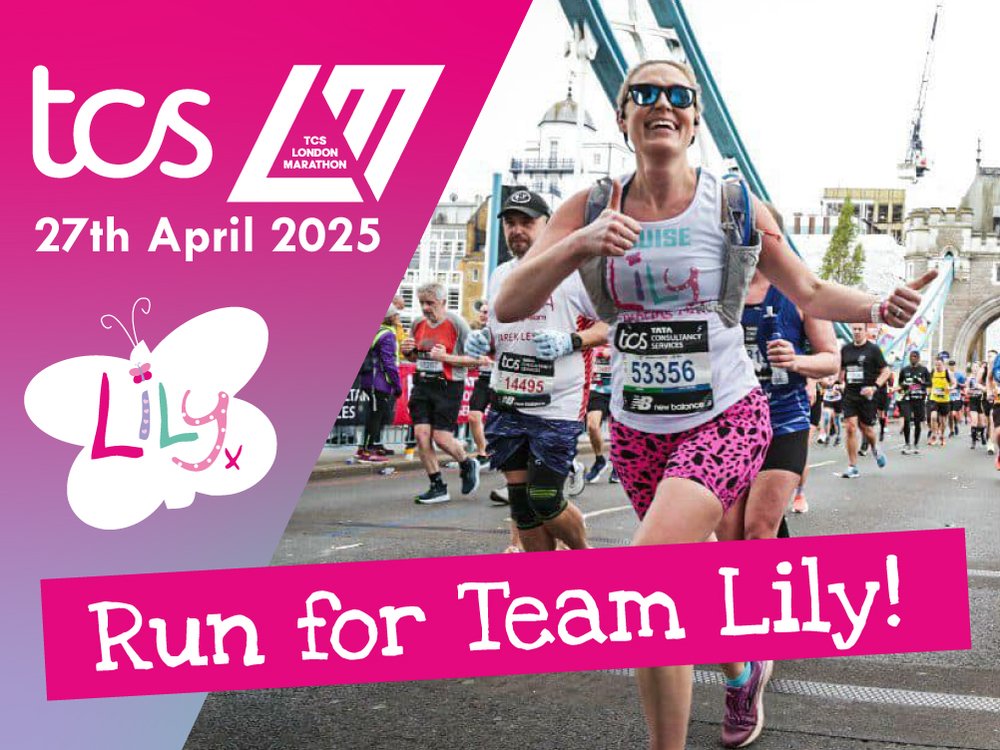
left=627, top=83, right=697, bottom=109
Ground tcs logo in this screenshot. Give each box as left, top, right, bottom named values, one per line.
left=618, top=330, right=649, bottom=351
left=32, top=66, right=212, bottom=179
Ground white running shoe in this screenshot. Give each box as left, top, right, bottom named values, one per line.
left=567, top=459, right=586, bottom=497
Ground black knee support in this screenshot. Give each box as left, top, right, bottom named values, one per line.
left=526, top=459, right=569, bottom=523
left=507, top=483, right=541, bottom=531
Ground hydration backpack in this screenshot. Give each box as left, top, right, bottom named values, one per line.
left=577, top=172, right=760, bottom=327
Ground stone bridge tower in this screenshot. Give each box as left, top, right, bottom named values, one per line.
left=903, top=160, right=1000, bottom=366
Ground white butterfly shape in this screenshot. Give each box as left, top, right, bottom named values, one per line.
left=24, top=299, right=277, bottom=530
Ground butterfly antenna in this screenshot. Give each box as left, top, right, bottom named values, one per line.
left=130, top=297, right=151, bottom=345
left=100, top=313, right=137, bottom=348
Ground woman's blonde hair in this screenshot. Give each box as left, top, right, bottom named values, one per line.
left=615, top=59, right=703, bottom=121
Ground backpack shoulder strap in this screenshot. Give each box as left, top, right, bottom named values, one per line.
left=577, top=174, right=633, bottom=325
left=720, top=174, right=754, bottom=246
left=585, top=178, right=614, bottom=225
left=715, top=173, right=763, bottom=328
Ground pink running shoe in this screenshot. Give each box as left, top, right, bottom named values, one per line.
left=722, top=660, right=773, bottom=748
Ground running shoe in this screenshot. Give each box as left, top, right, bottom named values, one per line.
left=609, top=467, right=620, bottom=484
left=415, top=482, right=450, bottom=504
left=901, top=444, right=912, bottom=455
left=858, top=446, right=868, bottom=457
left=833, top=435, right=842, bottom=447
left=792, top=494, right=808, bottom=513
left=372, top=445, right=395, bottom=456
left=475, top=454, right=491, bottom=467
left=489, top=487, right=509, bottom=505
left=874, top=450, right=887, bottom=469
left=841, top=466, right=860, bottom=479
left=567, top=459, right=586, bottom=497
left=988, top=442, right=996, bottom=455
left=585, top=455, right=609, bottom=483
left=722, top=660, right=773, bottom=748
left=460, top=458, right=481, bottom=495
left=355, top=449, right=387, bottom=464
left=816, top=435, right=827, bottom=445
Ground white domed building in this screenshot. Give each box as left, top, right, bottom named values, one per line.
left=508, top=88, right=632, bottom=208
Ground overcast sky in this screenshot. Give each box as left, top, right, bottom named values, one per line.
left=446, top=0, right=996, bottom=215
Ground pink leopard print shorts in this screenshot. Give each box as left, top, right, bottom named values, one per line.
left=610, top=389, right=772, bottom=520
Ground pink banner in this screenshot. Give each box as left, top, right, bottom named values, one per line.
left=41, top=529, right=969, bottom=700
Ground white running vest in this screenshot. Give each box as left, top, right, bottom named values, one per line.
left=608, top=169, right=759, bottom=433
left=488, top=258, right=597, bottom=422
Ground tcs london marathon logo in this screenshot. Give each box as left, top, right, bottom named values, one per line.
left=24, top=300, right=277, bottom=530
left=31, top=64, right=443, bottom=202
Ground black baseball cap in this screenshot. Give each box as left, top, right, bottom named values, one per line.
left=497, top=189, right=550, bottom=219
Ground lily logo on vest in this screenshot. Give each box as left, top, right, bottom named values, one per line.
left=228, top=64, right=443, bottom=203
left=32, top=66, right=212, bottom=179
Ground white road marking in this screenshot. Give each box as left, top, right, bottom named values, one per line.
left=583, top=505, right=632, bottom=520
left=604, top=669, right=1000, bottom=712
left=808, top=460, right=836, bottom=469
left=969, top=569, right=1000, bottom=579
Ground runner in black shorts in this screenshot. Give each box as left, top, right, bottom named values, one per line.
left=874, top=374, right=892, bottom=443
left=466, top=300, right=493, bottom=465
left=718, top=254, right=839, bottom=533
left=819, top=377, right=843, bottom=445
left=840, top=324, right=890, bottom=478
left=987, top=352, right=1000, bottom=467
left=966, top=361, right=987, bottom=449
left=809, top=380, right=823, bottom=429
left=403, top=282, right=482, bottom=504
left=584, top=344, right=613, bottom=483
left=928, top=356, right=953, bottom=447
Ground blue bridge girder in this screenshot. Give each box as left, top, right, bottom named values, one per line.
left=554, top=0, right=861, bottom=338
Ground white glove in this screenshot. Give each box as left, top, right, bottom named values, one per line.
left=465, top=328, right=492, bottom=357
left=533, top=330, right=574, bottom=360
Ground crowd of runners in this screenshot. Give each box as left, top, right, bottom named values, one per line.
left=346, top=58, right=982, bottom=750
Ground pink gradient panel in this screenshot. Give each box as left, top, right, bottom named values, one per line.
left=41, top=530, right=970, bottom=699
left=0, top=2, right=531, bottom=748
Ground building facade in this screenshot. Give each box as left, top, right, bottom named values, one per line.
left=819, top=187, right=907, bottom=243
left=903, top=163, right=1000, bottom=362
left=509, top=91, right=632, bottom=210
left=786, top=187, right=909, bottom=295
left=397, top=196, right=478, bottom=330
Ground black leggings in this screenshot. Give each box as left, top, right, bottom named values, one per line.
left=362, top=390, right=393, bottom=448
left=900, top=400, right=924, bottom=446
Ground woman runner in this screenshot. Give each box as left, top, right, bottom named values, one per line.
left=494, top=59, right=933, bottom=750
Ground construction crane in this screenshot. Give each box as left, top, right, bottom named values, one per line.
left=899, top=2, right=943, bottom=183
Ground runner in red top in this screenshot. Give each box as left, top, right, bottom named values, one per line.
left=401, top=282, right=481, bottom=504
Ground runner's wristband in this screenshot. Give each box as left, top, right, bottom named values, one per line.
left=870, top=299, right=888, bottom=325
left=571, top=333, right=583, bottom=351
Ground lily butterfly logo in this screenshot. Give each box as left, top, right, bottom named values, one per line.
left=24, top=298, right=277, bottom=530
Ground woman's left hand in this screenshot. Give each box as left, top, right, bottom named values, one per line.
left=882, top=270, right=938, bottom=326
